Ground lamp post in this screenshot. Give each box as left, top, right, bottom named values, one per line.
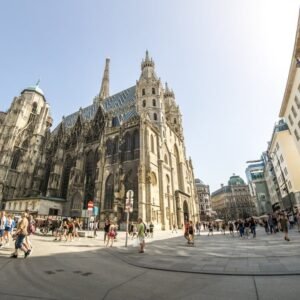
left=268, top=151, right=294, bottom=213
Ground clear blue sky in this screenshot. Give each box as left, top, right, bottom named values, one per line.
left=0, top=1, right=299, bottom=192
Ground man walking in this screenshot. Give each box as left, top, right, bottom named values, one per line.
left=137, top=217, right=145, bottom=253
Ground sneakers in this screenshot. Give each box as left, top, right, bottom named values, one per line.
left=27, top=249, right=32, bottom=257
left=24, top=251, right=30, bottom=258
left=10, top=254, right=18, bottom=258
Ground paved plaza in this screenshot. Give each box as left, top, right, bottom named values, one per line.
left=0, top=228, right=299, bottom=299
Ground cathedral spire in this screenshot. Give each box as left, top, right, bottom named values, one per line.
left=141, top=50, right=155, bottom=70
left=99, top=58, right=110, bottom=100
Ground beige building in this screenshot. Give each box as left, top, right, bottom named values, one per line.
left=211, top=175, right=256, bottom=221
left=0, top=52, right=198, bottom=230
left=280, top=15, right=300, bottom=154
left=268, top=120, right=300, bottom=210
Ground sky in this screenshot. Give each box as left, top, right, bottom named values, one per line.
left=0, top=0, right=299, bottom=192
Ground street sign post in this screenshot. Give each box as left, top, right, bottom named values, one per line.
left=125, top=190, right=134, bottom=247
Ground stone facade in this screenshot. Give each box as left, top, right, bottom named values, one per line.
left=211, top=175, right=256, bottom=221
left=0, top=52, right=198, bottom=230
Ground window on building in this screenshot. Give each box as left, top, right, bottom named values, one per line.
left=294, top=128, right=300, bottom=141
left=292, top=105, right=297, bottom=118
left=142, top=89, right=145, bottom=96
left=11, top=149, right=22, bottom=170
left=288, top=114, right=294, bottom=126
left=174, top=118, right=177, bottom=124
left=152, top=99, right=156, bottom=106
left=152, top=88, right=155, bottom=95
left=153, top=113, right=158, bottom=121
left=295, top=96, right=300, bottom=109
left=142, top=100, right=146, bottom=107
left=280, top=154, right=284, bottom=163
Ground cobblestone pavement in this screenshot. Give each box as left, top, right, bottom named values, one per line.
left=0, top=228, right=300, bottom=299
left=112, top=227, right=300, bottom=275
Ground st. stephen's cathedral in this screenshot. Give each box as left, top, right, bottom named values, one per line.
left=0, top=52, right=198, bottom=229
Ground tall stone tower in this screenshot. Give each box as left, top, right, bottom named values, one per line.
left=0, top=83, right=52, bottom=204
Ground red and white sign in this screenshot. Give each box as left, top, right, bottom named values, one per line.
left=87, top=201, right=94, bottom=211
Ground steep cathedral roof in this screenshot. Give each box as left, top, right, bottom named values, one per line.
left=53, top=85, right=137, bottom=133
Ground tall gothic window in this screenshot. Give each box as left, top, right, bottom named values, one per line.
left=153, top=113, right=158, bottom=121
left=152, top=99, right=156, bottom=106
left=60, top=155, right=73, bottom=199
left=11, top=149, right=22, bottom=170
left=142, top=100, right=146, bottom=107
left=104, top=174, right=114, bottom=209
left=152, top=88, right=155, bottom=95
left=106, top=139, right=113, bottom=156
left=112, top=136, right=119, bottom=163
left=150, top=135, right=155, bottom=153
left=132, top=130, right=139, bottom=159
left=142, top=89, right=145, bottom=96
left=40, top=158, right=52, bottom=196
left=124, top=170, right=138, bottom=220
left=84, top=151, right=96, bottom=208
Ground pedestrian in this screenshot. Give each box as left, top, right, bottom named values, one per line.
left=4, top=215, right=15, bottom=246
left=25, top=214, right=35, bottom=254
left=10, top=212, right=30, bottom=258
left=93, top=219, right=98, bottom=237
left=137, top=217, right=145, bottom=253
left=221, top=222, right=226, bottom=235
left=244, top=219, right=250, bottom=239
left=238, top=220, right=244, bottom=238
left=0, top=211, right=7, bottom=248
left=104, top=219, right=110, bottom=243
left=207, top=222, right=213, bottom=236
left=249, top=217, right=256, bottom=238
left=188, top=220, right=195, bottom=245
left=268, top=214, right=274, bottom=234
left=106, top=225, right=116, bottom=247
left=149, top=222, right=154, bottom=238
left=280, top=213, right=290, bottom=241
left=229, top=222, right=234, bottom=236
left=172, top=224, right=177, bottom=233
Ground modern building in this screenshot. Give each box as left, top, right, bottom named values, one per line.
left=211, top=174, right=256, bottom=221
left=267, top=120, right=300, bottom=210
left=279, top=14, right=300, bottom=156
left=0, top=52, right=198, bottom=229
left=245, top=155, right=272, bottom=215
left=195, top=178, right=212, bottom=220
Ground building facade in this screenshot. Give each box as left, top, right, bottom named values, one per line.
left=245, top=156, right=272, bottom=215
left=279, top=15, right=300, bottom=155
left=0, top=52, right=198, bottom=229
left=267, top=120, right=300, bottom=210
left=211, top=175, right=256, bottom=221
left=195, top=178, right=212, bottom=220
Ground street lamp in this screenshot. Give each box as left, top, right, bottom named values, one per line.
left=268, top=151, right=294, bottom=213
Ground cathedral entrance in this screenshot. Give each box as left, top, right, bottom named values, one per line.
left=183, top=200, right=189, bottom=222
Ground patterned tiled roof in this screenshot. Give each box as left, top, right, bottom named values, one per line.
left=53, top=86, right=137, bottom=133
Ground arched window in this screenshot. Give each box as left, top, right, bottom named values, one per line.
left=112, top=136, right=119, bottom=155
left=152, top=88, right=155, bottom=95
left=112, top=117, right=118, bottom=127
left=11, top=149, right=22, bottom=170
left=153, top=113, right=158, bottom=121
left=104, top=174, right=114, bottom=209
left=84, top=151, right=97, bottom=208
left=142, top=100, right=146, bottom=107
left=124, top=132, right=131, bottom=151
left=132, top=130, right=139, bottom=150
left=72, top=193, right=82, bottom=210
left=152, top=99, right=156, bottom=106
left=142, top=89, right=145, bottom=96
left=174, top=118, right=177, bottom=124
left=60, top=155, right=74, bottom=199
left=151, top=135, right=155, bottom=153
left=124, top=170, right=139, bottom=221
left=164, top=154, right=168, bottom=164
left=32, top=102, right=38, bottom=114
left=106, top=139, right=113, bottom=156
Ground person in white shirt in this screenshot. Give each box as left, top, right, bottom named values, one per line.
left=0, top=211, right=7, bottom=247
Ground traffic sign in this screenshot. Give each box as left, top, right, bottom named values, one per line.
left=87, top=201, right=94, bottom=211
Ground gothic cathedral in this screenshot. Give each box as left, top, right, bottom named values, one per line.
left=0, top=52, right=198, bottom=229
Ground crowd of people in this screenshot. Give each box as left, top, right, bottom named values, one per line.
left=181, top=209, right=300, bottom=243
